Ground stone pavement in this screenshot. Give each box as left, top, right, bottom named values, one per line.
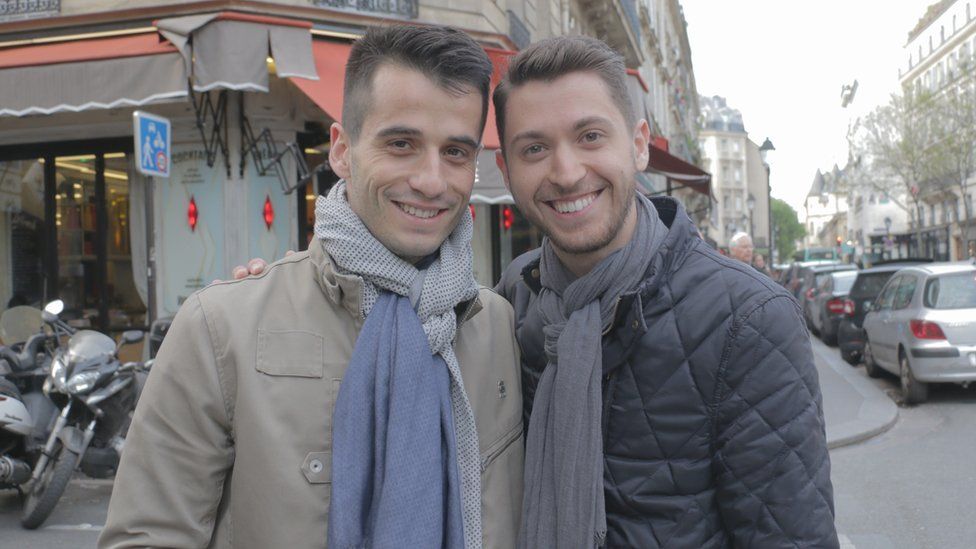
left=809, top=336, right=899, bottom=449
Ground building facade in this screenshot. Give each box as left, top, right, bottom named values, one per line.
left=802, top=167, right=849, bottom=249
left=899, top=0, right=976, bottom=260
left=698, top=95, right=770, bottom=255
left=0, top=0, right=706, bottom=336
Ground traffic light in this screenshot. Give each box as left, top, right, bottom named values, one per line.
left=502, top=206, right=513, bottom=230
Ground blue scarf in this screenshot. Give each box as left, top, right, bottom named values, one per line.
left=327, top=292, right=464, bottom=548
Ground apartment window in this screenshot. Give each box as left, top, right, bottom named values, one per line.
left=720, top=138, right=728, bottom=151
left=930, top=204, right=936, bottom=225
left=941, top=25, right=945, bottom=43
left=733, top=141, right=740, bottom=153
left=734, top=168, right=741, bottom=182
left=735, top=196, right=742, bottom=211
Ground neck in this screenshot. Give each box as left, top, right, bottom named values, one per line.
left=552, top=201, right=639, bottom=277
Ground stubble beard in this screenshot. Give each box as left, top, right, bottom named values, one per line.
left=543, top=188, right=635, bottom=256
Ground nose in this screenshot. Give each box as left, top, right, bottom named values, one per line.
left=548, top=143, right=586, bottom=189
left=408, top=149, right=448, bottom=198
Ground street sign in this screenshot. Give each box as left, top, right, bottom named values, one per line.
left=133, top=111, right=171, bottom=178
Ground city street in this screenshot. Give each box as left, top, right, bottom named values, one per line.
left=0, top=336, right=973, bottom=548
left=823, top=339, right=976, bottom=549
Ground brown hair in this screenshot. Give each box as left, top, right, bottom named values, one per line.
left=492, top=35, right=635, bottom=147
left=341, top=25, right=493, bottom=142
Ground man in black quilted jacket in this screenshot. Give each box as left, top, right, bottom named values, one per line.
left=493, top=35, right=839, bottom=548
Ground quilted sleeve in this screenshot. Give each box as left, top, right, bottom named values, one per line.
left=712, top=294, right=839, bottom=548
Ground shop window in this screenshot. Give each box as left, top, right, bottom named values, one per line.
left=0, top=159, right=45, bottom=311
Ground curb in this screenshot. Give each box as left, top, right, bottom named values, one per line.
left=810, top=338, right=900, bottom=450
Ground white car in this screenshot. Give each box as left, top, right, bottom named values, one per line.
left=862, top=262, right=976, bottom=404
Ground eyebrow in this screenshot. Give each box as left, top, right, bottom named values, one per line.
left=509, top=116, right=615, bottom=145
left=573, top=116, right=614, bottom=131
left=375, top=125, right=480, bottom=150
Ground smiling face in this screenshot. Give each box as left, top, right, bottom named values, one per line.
left=496, top=71, right=649, bottom=274
left=329, top=64, right=483, bottom=263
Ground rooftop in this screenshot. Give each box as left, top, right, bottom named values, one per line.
left=907, top=0, right=955, bottom=44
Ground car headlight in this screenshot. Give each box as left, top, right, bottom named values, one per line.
left=65, top=371, right=101, bottom=395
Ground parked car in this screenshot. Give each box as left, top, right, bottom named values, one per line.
left=782, top=260, right=840, bottom=299
left=862, top=262, right=976, bottom=404
left=837, top=260, right=932, bottom=365
left=798, top=263, right=857, bottom=329
left=810, top=270, right=859, bottom=345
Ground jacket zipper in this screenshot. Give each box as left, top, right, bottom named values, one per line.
left=480, top=423, right=522, bottom=472
left=601, top=370, right=617, bottom=446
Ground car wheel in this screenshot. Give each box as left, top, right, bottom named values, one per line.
left=841, top=348, right=859, bottom=366
left=863, top=339, right=883, bottom=378
left=900, top=350, right=929, bottom=405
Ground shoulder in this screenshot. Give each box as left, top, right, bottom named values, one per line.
left=193, top=251, right=318, bottom=321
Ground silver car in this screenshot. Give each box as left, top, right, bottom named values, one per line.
left=862, top=262, right=976, bottom=404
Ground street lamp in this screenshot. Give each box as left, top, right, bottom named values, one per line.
left=884, top=216, right=892, bottom=260
left=758, top=138, right=775, bottom=261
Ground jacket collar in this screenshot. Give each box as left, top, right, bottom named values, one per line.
left=308, top=239, right=482, bottom=324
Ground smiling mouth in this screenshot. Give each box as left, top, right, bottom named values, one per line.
left=395, top=201, right=443, bottom=219
left=548, top=190, right=600, bottom=214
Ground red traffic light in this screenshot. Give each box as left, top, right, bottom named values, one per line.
left=187, top=196, right=198, bottom=232
left=502, top=206, right=513, bottom=230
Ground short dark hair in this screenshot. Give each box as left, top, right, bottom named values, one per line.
left=341, top=25, right=493, bottom=142
left=492, top=35, right=635, bottom=146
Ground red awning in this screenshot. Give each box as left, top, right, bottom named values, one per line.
left=290, top=39, right=350, bottom=121
left=0, top=33, right=177, bottom=69
left=646, top=142, right=712, bottom=197
left=292, top=40, right=515, bottom=149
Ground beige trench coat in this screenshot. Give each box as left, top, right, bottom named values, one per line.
left=99, top=243, right=523, bottom=548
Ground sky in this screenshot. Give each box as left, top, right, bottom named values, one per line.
left=681, top=0, right=938, bottom=215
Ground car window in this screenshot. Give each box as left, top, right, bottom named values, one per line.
left=875, top=276, right=900, bottom=311
left=833, top=272, right=857, bottom=293
left=851, top=272, right=895, bottom=298
left=892, top=275, right=917, bottom=310
left=923, top=272, right=976, bottom=309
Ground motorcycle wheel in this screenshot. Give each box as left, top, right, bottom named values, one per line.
left=21, top=442, right=78, bottom=529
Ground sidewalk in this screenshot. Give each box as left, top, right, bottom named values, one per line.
left=809, top=337, right=899, bottom=449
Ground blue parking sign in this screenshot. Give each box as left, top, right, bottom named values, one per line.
left=133, top=111, right=171, bottom=178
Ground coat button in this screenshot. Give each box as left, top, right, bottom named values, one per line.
left=531, top=268, right=540, bottom=278
left=309, top=459, right=323, bottom=473
left=632, top=319, right=640, bottom=329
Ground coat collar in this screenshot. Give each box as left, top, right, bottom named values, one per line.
left=308, top=239, right=482, bottom=324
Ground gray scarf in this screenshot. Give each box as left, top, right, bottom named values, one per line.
left=519, top=192, right=668, bottom=548
left=315, top=182, right=482, bottom=549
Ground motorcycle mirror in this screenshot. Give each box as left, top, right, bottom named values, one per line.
left=121, top=330, right=145, bottom=345
left=43, top=300, right=64, bottom=316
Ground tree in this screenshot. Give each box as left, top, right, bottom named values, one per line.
left=928, top=79, right=976, bottom=257
left=771, top=197, right=805, bottom=263
left=848, top=92, right=937, bottom=253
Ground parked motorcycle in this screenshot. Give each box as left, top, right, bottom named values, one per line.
left=0, top=305, right=59, bottom=494
left=20, top=299, right=149, bottom=529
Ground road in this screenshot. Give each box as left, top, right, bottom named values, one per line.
left=0, top=478, right=109, bottom=548
left=1, top=336, right=974, bottom=548
left=821, top=337, right=976, bottom=549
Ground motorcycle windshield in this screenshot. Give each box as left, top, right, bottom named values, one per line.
left=0, top=306, right=44, bottom=346
left=66, top=331, right=116, bottom=366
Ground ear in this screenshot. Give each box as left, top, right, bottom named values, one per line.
left=495, top=149, right=512, bottom=192
left=633, top=118, right=650, bottom=172
left=328, top=122, right=352, bottom=180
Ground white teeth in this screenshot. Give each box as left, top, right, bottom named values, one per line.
left=553, top=193, right=597, bottom=213
left=397, top=202, right=439, bottom=219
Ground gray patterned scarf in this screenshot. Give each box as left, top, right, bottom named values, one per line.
left=519, top=192, right=667, bottom=548
left=315, top=181, right=482, bottom=549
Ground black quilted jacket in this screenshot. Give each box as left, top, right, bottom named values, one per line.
left=497, top=197, right=839, bottom=548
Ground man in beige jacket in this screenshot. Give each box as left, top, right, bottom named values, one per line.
left=100, top=25, right=523, bottom=549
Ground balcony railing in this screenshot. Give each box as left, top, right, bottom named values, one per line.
left=0, top=0, right=60, bottom=22
left=315, top=0, right=417, bottom=19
